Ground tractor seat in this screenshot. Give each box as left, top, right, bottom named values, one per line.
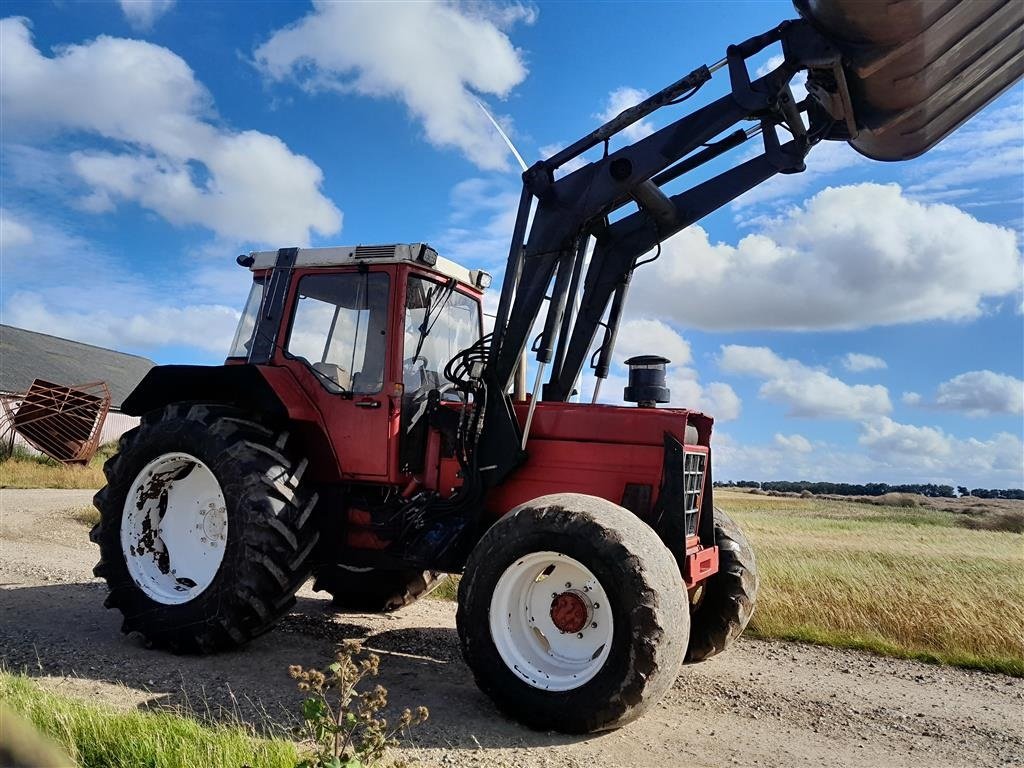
left=312, top=362, right=352, bottom=391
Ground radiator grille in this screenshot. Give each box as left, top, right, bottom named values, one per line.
left=683, top=451, right=706, bottom=536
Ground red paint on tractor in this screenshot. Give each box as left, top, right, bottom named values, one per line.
left=683, top=546, right=719, bottom=587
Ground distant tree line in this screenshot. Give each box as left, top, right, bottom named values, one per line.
left=959, top=487, right=1024, bottom=500
left=713, top=480, right=1023, bottom=500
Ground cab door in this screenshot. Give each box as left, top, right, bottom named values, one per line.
left=282, top=269, right=396, bottom=479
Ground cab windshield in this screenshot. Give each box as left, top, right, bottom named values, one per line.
left=403, top=276, right=481, bottom=397
left=228, top=278, right=266, bottom=358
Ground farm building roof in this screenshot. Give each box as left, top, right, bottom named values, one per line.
left=0, top=325, right=155, bottom=409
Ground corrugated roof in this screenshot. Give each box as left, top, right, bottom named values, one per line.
left=0, top=325, right=155, bottom=409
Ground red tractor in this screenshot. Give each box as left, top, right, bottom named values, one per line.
left=91, top=0, right=1021, bottom=734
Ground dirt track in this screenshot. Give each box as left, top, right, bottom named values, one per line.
left=1, top=489, right=1021, bottom=768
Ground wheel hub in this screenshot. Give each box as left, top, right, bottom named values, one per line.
left=120, top=452, right=228, bottom=605
left=489, top=551, right=613, bottom=691
left=550, top=590, right=589, bottom=634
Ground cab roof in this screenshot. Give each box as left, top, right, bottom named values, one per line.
left=247, top=243, right=487, bottom=292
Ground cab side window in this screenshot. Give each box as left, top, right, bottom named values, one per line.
left=287, top=272, right=390, bottom=394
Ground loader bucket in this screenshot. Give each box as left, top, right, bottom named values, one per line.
left=797, top=0, right=1024, bottom=160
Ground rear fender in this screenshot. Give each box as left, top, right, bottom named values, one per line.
left=120, top=364, right=342, bottom=481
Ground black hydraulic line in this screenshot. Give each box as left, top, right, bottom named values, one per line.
left=536, top=248, right=577, bottom=364
left=491, top=93, right=752, bottom=392
left=651, top=128, right=750, bottom=188
left=593, top=278, right=631, bottom=382
left=491, top=185, right=534, bottom=359
left=547, top=132, right=808, bottom=401
left=548, top=235, right=589, bottom=389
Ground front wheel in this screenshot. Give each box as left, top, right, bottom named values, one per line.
left=91, top=404, right=320, bottom=653
left=457, top=494, right=688, bottom=734
left=684, top=507, right=758, bottom=663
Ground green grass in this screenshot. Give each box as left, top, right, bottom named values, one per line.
left=0, top=443, right=116, bottom=489
left=717, top=490, right=1024, bottom=676
left=0, top=672, right=300, bottom=768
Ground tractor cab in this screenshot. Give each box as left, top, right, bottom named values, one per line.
left=228, top=244, right=489, bottom=483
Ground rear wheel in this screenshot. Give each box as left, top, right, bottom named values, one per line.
left=311, top=564, right=446, bottom=612
left=457, top=493, right=688, bottom=733
left=91, top=404, right=320, bottom=653
left=685, top=508, right=758, bottom=663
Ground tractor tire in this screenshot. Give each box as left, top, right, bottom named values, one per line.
left=311, top=564, right=446, bottom=612
left=457, top=493, right=688, bottom=734
left=90, top=403, right=320, bottom=654
left=684, top=507, right=758, bottom=663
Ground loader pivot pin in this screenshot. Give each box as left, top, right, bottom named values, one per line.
left=550, top=591, right=589, bottom=634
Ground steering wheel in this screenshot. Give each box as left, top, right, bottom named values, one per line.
left=403, top=355, right=428, bottom=386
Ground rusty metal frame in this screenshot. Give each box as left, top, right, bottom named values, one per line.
left=0, top=379, right=111, bottom=464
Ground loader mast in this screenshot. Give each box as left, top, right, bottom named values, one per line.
left=474, top=18, right=849, bottom=481
left=477, top=0, right=1024, bottom=484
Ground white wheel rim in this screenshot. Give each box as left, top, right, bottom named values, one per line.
left=120, top=452, right=228, bottom=605
left=489, top=551, right=613, bottom=691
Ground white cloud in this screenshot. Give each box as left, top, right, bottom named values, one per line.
left=773, top=432, right=812, bottom=453
left=0, top=17, right=340, bottom=245
left=715, top=425, right=1023, bottom=488
left=843, top=352, right=887, bottom=372
left=581, top=320, right=740, bottom=420
left=1, top=212, right=250, bottom=359
left=908, top=90, right=1023, bottom=195
left=0, top=208, right=33, bottom=248
left=435, top=176, right=521, bottom=268
left=733, top=137, right=863, bottom=211
left=859, top=416, right=951, bottom=459
left=933, top=370, right=1024, bottom=417
left=6, top=291, right=239, bottom=354
left=596, top=87, right=654, bottom=143
left=632, top=183, right=1021, bottom=331
left=615, top=318, right=691, bottom=366
left=119, top=0, right=176, bottom=30
left=254, top=1, right=532, bottom=170
left=901, top=391, right=922, bottom=406
left=855, top=417, right=1022, bottom=487
left=719, top=344, right=891, bottom=420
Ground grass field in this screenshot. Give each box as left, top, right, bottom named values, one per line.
left=717, top=489, right=1024, bottom=676
left=0, top=672, right=299, bottom=768
left=0, top=445, right=112, bottom=489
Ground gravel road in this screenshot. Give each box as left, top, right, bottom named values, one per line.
left=1, top=488, right=1021, bottom=768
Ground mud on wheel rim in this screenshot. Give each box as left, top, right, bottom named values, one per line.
left=120, top=452, right=227, bottom=605
left=489, top=551, right=613, bottom=691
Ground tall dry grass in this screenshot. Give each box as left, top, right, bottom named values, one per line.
left=719, top=489, right=1024, bottom=675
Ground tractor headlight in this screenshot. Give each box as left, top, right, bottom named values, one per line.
left=471, top=270, right=492, bottom=290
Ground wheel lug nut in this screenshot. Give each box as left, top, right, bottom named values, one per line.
left=565, top=582, right=572, bottom=588
left=577, top=633, right=583, bottom=639
left=591, top=622, right=598, bottom=628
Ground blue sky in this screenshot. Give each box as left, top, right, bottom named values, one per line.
left=2, top=0, right=1021, bottom=488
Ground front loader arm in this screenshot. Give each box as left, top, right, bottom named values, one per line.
left=472, top=0, right=1022, bottom=487
left=488, top=19, right=839, bottom=400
